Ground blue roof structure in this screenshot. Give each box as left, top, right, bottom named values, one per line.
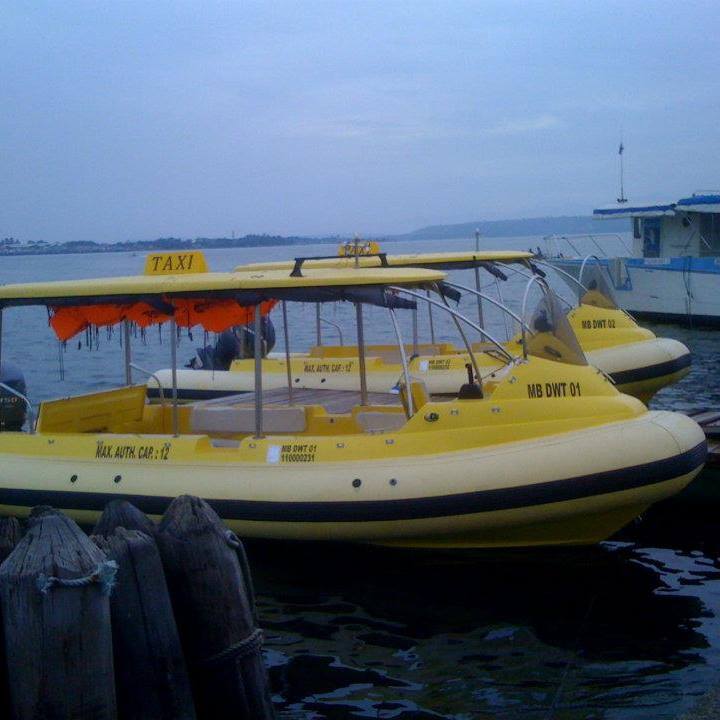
left=594, top=193, right=720, bottom=219
left=676, top=194, right=720, bottom=213
left=593, top=201, right=675, bottom=219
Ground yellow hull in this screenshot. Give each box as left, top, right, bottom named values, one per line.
left=568, top=304, right=691, bottom=402
left=3, top=249, right=698, bottom=547
left=0, top=410, right=704, bottom=548
left=0, top=480, right=693, bottom=549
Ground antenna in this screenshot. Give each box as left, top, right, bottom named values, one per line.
left=617, top=139, right=627, bottom=203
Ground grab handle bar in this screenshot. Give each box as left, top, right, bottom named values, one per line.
left=319, top=317, right=345, bottom=346
left=130, top=364, right=167, bottom=407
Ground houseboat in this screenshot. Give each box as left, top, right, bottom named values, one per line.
left=546, top=192, right=720, bottom=325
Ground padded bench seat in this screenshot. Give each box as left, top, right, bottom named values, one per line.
left=191, top=405, right=307, bottom=435
left=354, top=411, right=407, bottom=433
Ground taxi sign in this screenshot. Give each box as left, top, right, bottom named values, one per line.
left=144, top=251, right=209, bottom=275
left=338, top=240, right=381, bottom=257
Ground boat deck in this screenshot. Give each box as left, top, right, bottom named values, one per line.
left=196, top=387, right=402, bottom=414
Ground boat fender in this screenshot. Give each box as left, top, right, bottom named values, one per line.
left=458, top=363, right=483, bottom=400
left=0, top=362, right=27, bottom=431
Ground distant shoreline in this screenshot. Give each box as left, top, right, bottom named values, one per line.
left=1, top=215, right=626, bottom=257
left=0, top=235, right=348, bottom=257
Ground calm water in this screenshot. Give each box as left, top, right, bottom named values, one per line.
left=1, top=238, right=719, bottom=719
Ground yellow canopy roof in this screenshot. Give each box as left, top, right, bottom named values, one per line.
left=236, top=250, right=533, bottom=273
left=0, top=266, right=445, bottom=307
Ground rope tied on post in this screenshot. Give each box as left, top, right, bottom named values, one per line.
left=224, top=529, right=242, bottom=550
left=36, top=559, right=119, bottom=596
left=200, top=628, right=264, bottom=668
left=224, top=529, right=259, bottom=624
left=157, top=495, right=275, bottom=718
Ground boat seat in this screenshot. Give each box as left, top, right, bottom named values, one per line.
left=398, top=379, right=431, bottom=416
left=37, top=385, right=148, bottom=433
left=355, top=411, right=407, bottom=433
left=191, top=405, right=307, bottom=435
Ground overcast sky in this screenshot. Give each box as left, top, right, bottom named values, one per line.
left=2, top=1, right=719, bottom=242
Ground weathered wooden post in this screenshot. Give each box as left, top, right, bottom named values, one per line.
left=27, top=505, right=61, bottom=523
left=0, top=518, right=21, bottom=564
left=157, top=495, right=275, bottom=719
left=0, top=512, right=117, bottom=720
left=93, top=499, right=156, bottom=537
left=93, top=528, right=196, bottom=720
left=0, top=517, right=21, bottom=717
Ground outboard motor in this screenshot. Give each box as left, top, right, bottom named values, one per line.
left=186, top=318, right=277, bottom=370
left=0, top=362, right=27, bottom=431
left=236, top=317, right=277, bottom=358
left=189, top=329, right=241, bottom=371
left=214, top=329, right=244, bottom=369
left=261, top=316, right=276, bottom=354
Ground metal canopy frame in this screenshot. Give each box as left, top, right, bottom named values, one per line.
left=497, top=260, right=578, bottom=311
left=290, top=252, right=389, bottom=277
left=391, top=285, right=515, bottom=364
left=442, top=280, right=530, bottom=333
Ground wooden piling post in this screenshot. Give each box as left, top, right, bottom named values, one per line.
left=27, top=505, right=61, bottom=524
left=0, top=518, right=21, bottom=564
left=0, top=517, right=21, bottom=717
left=0, top=512, right=117, bottom=720
left=93, top=499, right=156, bottom=538
left=93, top=528, right=196, bottom=720
left=157, top=495, right=275, bottom=720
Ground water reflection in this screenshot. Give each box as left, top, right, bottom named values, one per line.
left=248, top=541, right=716, bottom=719
left=649, top=320, right=720, bottom=413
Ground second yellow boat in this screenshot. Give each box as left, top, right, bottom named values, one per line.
left=152, top=250, right=690, bottom=403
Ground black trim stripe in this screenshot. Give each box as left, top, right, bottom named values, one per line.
left=0, top=441, right=706, bottom=523
left=609, top=353, right=692, bottom=386
left=630, top=311, right=720, bottom=328
left=146, top=387, right=239, bottom=401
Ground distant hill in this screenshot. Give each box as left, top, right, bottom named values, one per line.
left=394, top=215, right=628, bottom=241
left=0, top=234, right=342, bottom=257
left=1, top=215, right=630, bottom=257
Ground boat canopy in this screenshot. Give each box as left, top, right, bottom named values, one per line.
left=593, top=201, right=676, bottom=219
left=676, top=194, right=720, bottom=214
left=594, top=193, right=720, bottom=219
left=235, top=250, right=534, bottom=273
left=0, top=263, right=445, bottom=342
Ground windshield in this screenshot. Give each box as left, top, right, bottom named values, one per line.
left=524, top=289, right=588, bottom=366
left=578, top=262, right=618, bottom=310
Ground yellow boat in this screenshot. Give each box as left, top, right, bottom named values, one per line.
left=0, top=251, right=705, bottom=548
left=155, top=250, right=690, bottom=403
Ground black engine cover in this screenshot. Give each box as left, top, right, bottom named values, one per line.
left=0, top=363, right=27, bottom=431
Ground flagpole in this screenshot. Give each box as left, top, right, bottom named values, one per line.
left=618, top=141, right=627, bottom=204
